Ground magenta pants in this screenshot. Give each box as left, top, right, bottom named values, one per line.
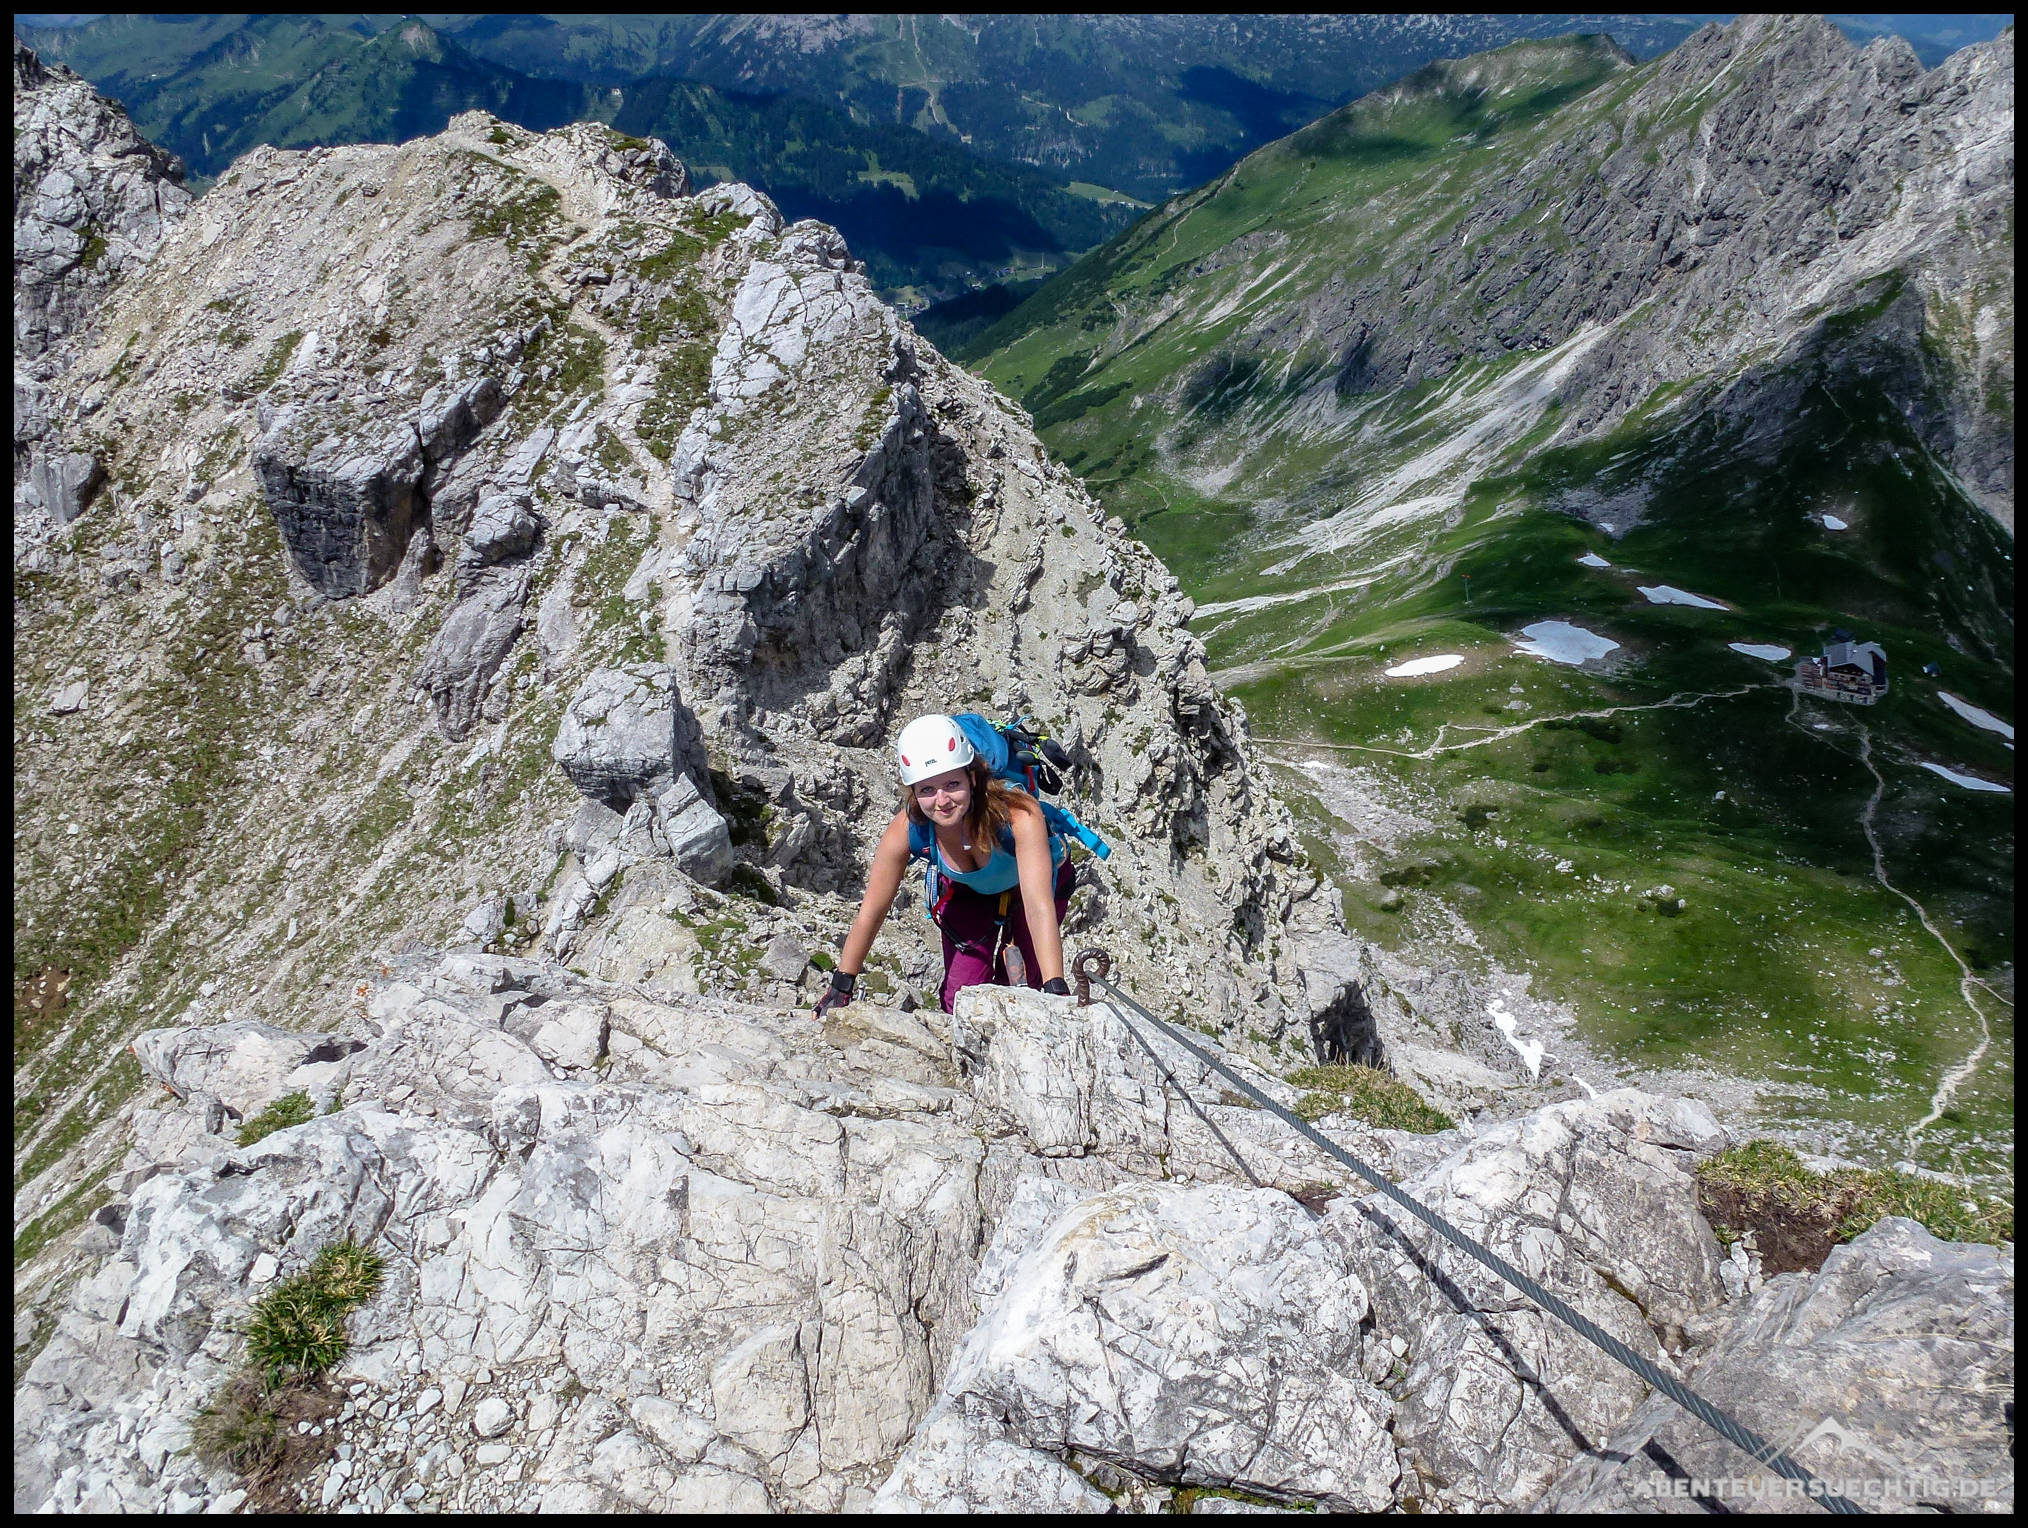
left=936, top=860, right=1075, bottom=1014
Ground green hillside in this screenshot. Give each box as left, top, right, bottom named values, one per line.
left=971, top=29, right=2016, bottom=1181
left=13, top=15, right=1138, bottom=304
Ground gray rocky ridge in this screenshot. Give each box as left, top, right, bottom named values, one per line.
left=1102, top=16, right=2014, bottom=541
left=10, top=31, right=2014, bottom=1517
left=16, top=972, right=2012, bottom=1512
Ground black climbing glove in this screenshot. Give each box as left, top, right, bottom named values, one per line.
left=812, top=969, right=856, bottom=1019
left=1041, top=977, right=1071, bottom=997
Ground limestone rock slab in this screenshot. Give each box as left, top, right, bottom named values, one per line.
left=1538, top=1216, right=2014, bottom=1513
left=880, top=1180, right=1398, bottom=1511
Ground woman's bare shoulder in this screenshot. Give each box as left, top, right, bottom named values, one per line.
left=1006, top=791, right=1047, bottom=831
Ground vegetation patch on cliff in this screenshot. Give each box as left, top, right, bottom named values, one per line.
left=1697, top=1139, right=2014, bottom=1273
left=191, top=1238, right=383, bottom=1506
left=1289, top=1064, right=1454, bottom=1133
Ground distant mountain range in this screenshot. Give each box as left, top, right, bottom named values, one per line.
left=18, top=13, right=2015, bottom=307
left=8, top=15, right=1137, bottom=303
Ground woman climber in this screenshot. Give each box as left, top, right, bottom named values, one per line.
left=812, top=713, right=1078, bottom=1018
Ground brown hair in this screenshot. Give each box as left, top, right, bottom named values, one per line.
left=904, top=760, right=1028, bottom=846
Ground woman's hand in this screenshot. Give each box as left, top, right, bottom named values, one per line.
left=815, top=811, right=912, bottom=1020
left=812, top=969, right=856, bottom=1019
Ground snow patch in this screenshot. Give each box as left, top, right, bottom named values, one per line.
left=1489, top=998, right=1545, bottom=1081
left=1511, top=621, right=1619, bottom=666
left=1729, top=642, right=1792, bottom=661
left=1916, top=761, right=2011, bottom=793
left=1384, top=654, right=1465, bottom=677
left=1638, top=585, right=1727, bottom=609
left=1576, top=552, right=1611, bottom=568
left=1938, top=692, right=2014, bottom=741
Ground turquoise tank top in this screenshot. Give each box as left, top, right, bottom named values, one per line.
left=913, top=822, right=1066, bottom=896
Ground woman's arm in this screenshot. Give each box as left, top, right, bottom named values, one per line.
left=1009, top=800, right=1065, bottom=985
left=837, top=810, right=913, bottom=977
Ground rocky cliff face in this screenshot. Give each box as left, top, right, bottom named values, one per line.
left=14, top=59, right=1413, bottom=1371
left=1286, top=17, right=2015, bottom=511
left=15, top=972, right=2013, bottom=1512
left=14, top=39, right=191, bottom=532
left=12, top=38, right=190, bottom=362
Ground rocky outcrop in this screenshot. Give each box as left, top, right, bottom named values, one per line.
left=248, top=367, right=510, bottom=602
left=1331, top=1090, right=1731, bottom=1512
left=1540, top=1216, right=2015, bottom=1514
left=131, top=1021, right=365, bottom=1122
left=252, top=402, right=429, bottom=599
left=17, top=960, right=990, bottom=1513
left=18, top=447, right=101, bottom=525
left=13, top=962, right=2012, bottom=1515
left=878, top=1180, right=1399, bottom=1512
left=552, top=665, right=712, bottom=810
left=670, top=218, right=946, bottom=742
left=12, top=38, right=191, bottom=361
left=551, top=665, right=730, bottom=888
left=952, top=983, right=1407, bottom=1191
left=13, top=38, right=189, bottom=551
left=415, top=563, right=532, bottom=740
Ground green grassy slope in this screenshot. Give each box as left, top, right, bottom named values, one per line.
left=968, top=33, right=2016, bottom=1180
left=1251, top=378, right=2012, bottom=1178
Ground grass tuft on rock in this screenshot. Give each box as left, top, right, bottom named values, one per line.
left=190, top=1374, right=286, bottom=1475
left=1288, top=1064, right=1455, bottom=1133
left=244, top=1240, right=385, bottom=1383
left=234, top=1090, right=315, bottom=1147
left=190, top=1371, right=342, bottom=1509
left=1697, top=1139, right=2013, bottom=1273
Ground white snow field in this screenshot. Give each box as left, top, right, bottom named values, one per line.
left=1489, top=998, right=1545, bottom=1081
left=1638, top=584, right=1728, bottom=609
left=1577, top=551, right=1611, bottom=567
left=1917, top=761, right=2012, bottom=793
left=1728, top=642, right=1792, bottom=661
left=1938, top=692, right=2015, bottom=741
left=1822, top=513, right=1850, bottom=530
left=1384, top=654, right=1466, bottom=677
left=1511, top=621, right=1619, bottom=665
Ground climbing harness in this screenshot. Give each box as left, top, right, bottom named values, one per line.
left=1068, top=948, right=1865, bottom=1517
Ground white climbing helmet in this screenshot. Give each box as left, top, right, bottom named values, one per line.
left=896, top=714, right=975, bottom=786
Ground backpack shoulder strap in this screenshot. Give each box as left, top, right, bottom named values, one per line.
left=1038, top=800, right=1111, bottom=860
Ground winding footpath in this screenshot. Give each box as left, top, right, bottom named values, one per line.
left=1253, top=682, right=1765, bottom=761
left=1852, top=727, right=2001, bottom=1155
left=1779, top=690, right=2006, bottom=1158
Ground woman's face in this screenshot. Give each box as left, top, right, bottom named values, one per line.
left=912, top=767, right=972, bottom=829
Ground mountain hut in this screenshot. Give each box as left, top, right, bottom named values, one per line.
left=1795, top=638, right=1888, bottom=705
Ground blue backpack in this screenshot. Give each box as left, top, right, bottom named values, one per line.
left=906, top=713, right=1110, bottom=933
